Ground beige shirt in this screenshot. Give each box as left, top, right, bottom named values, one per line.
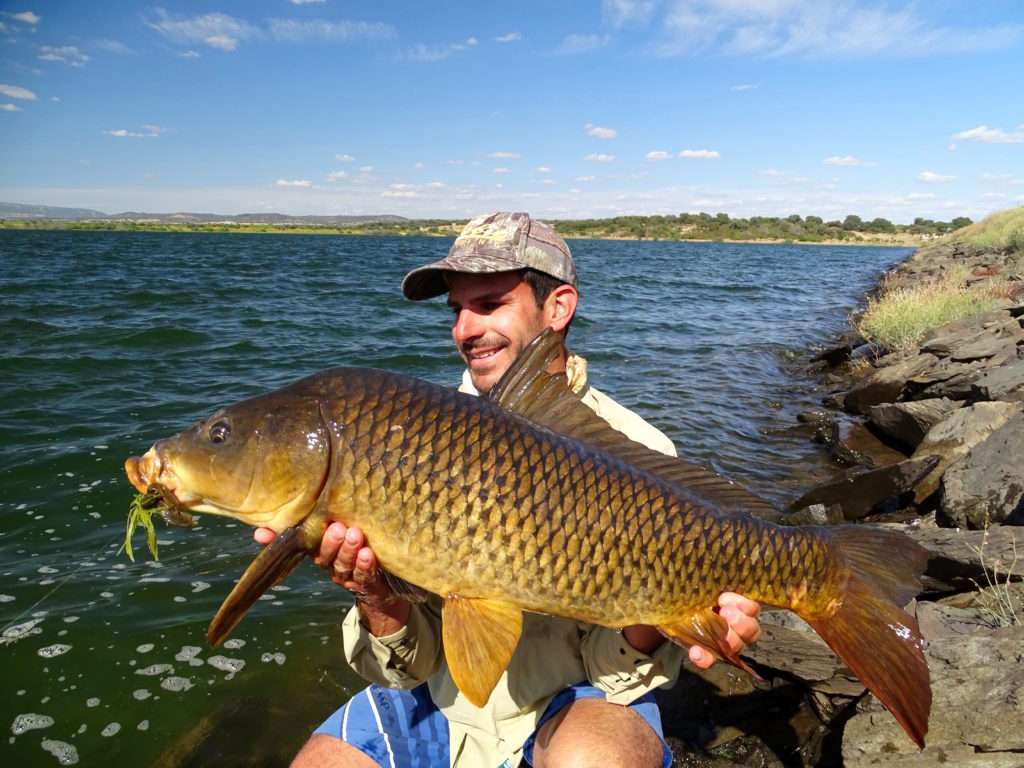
left=341, top=353, right=682, bottom=767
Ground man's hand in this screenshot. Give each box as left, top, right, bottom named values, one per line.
left=690, top=592, right=761, bottom=669
left=253, top=522, right=409, bottom=636
left=622, top=592, right=761, bottom=666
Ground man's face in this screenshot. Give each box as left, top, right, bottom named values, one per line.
left=447, top=271, right=550, bottom=394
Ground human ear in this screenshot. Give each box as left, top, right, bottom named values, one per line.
left=546, top=285, right=578, bottom=333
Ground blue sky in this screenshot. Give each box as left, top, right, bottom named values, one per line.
left=2, top=1, right=1023, bottom=222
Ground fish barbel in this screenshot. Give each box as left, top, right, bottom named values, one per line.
left=124, top=330, right=931, bottom=746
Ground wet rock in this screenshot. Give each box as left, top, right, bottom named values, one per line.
left=910, top=401, right=1022, bottom=504
left=838, top=421, right=908, bottom=466
left=941, top=413, right=1024, bottom=528
left=867, top=398, right=962, bottom=452
left=969, top=358, right=1024, bottom=402
left=790, top=456, right=938, bottom=520
left=842, top=623, right=1024, bottom=767
left=842, top=354, right=938, bottom=414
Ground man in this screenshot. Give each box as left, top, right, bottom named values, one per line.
left=258, top=212, right=761, bottom=767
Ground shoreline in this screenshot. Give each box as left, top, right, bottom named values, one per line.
left=0, top=221, right=926, bottom=248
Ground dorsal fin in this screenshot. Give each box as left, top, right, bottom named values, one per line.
left=488, top=329, right=782, bottom=520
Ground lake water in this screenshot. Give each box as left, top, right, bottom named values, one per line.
left=0, top=230, right=909, bottom=766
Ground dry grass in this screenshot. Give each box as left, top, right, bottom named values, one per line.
left=963, top=520, right=1021, bottom=628
left=856, top=265, right=1005, bottom=352
left=946, top=206, right=1024, bottom=252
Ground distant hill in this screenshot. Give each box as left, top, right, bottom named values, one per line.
left=0, top=202, right=408, bottom=226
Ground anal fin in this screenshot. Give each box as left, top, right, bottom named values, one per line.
left=442, top=596, right=523, bottom=707
left=659, top=607, right=761, bottom=679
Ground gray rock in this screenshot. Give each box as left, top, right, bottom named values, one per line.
left=867, top=398, right=962, bottom=451
left=941, top=413, right=1024, bottom=528
left=842, top=624, right=1024, bottom=766
left=970, top=358, right=1024, bottom=402
left=910, top=401, right=1022, bottom=503
left=891, top=523, right=1024, bottom=593
left=843, top=354, right=939, bottom=414
left=790, top=456, right=939, bottom=520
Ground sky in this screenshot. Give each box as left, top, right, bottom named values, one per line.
left=1, top=0, right=1023, bottom=223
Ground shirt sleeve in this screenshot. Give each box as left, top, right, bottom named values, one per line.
left=579, top=625, right=685, bottom=705
left=341, top=598, right=444, bottom=689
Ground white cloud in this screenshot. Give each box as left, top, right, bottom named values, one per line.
left=326, top=170, right=347, bottom=181
left=181, top=50, right=200, bottom=59
left=730, top=83, right=758, bottom=91
left=427, top=181, right=444, bottom=188
left=576, top=175, right=596, bottom=182
left=447, top=159, right=464, bottom=166
left=603, top=0, right=657, bottom=28
left=541, top=179, right=556, bottom=186
left=493, top=167, right=511, bottom=174
left=276, top=179, right=313, bottom=188
left=382, top=183, right=417, bottom=198
left=555, top=33, right=610, bottom=55
left=585, top=153, right=616, bottom=162
left=535, top=166, right=552, bottom=173
left=0, top=84, right=36, bottom=100
left=906, top=192, right=936, bottom=200
left=267, top=18, right=395, bottom=43
left=359, top=165, right=373, bottom=173
left=290, top=0, right=326, bottom=4
left=823, top=155, right=865, bottom=166
left=489, top=151, right=520, bottom=159
left=495, top=32, right=521, bottom=43
left=405, top=37, right=478, bottom=63
left=679, top=149, right=720, bottom=159
left=759, top=168, right=784, bottom=177
left=147, top=10, right=258, bottom=52
left=95, top=39, right=135, bottom=55
left=13, top=11, right=40, bottom=25
left=335, top=153, right=355, bottom=162
left=104, top=125, right=162, bottom=138
left=952, top=124, right=1024, bottom=144
left=646, top=150, right=672, bottom=161
left=38, top=46, right=89, bottom=66
left=1, top=103, right=22, bottom=112
left=918, top=170, right=955, bottom=183
left=585, top=123, right=617, bottom=139
left=656, top=1, right=1024, bottom=58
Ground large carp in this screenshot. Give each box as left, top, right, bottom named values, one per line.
left=125, top=330, right=931, bottom=747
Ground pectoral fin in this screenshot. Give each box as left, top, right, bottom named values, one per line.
left=442, top=596, right=523, bottom=707
left=659, top=607, right=760, bottom=679
left=207, top=525, right=310, bottom=646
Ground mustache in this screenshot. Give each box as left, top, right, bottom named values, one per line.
left=461, top=337, right=507, bottom=356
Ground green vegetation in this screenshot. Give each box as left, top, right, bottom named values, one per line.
left=121, top=490, right=166, bottom=562
left=857, top=265, right=1005, bottom=352
left=0, top=212, right=973, bottom=245
left=944, top=206, right=1024, bottom=253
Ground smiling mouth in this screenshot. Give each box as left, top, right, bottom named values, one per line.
left=465, top=346, right=504, bottom=363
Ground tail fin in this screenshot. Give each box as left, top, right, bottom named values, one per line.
left=207, top=526, right=307, bottom=646
left=805, top=526, right=931, bottom=749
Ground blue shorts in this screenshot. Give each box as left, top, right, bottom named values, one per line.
left=314, top=681, right=672, bottom=767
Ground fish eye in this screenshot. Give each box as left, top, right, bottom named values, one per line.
left=209, top=420, right=231, bottom=444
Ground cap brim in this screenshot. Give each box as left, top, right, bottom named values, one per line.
left=401, top=255, right=526, bottom=301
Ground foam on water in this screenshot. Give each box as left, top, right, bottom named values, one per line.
left=37, top=644, right=72, bottom=658
left=160, top=676, right=194, bottom=692
left=40, top=738, right=79, bottom=765
left=11, top=713, right=54, bottom=735
left=100, top=722, right=120, bottom=737
left=135, top=663, right=173, bottom=676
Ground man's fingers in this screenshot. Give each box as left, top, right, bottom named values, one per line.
left=253, top=528, right=276, bottom=545
left=689, top=646, right=714, bottom=670
left=314, top=522, right=348, bottom=567
left=351, top=547, right=378, bottom=587
left=719, top=592, right=760, bottom=617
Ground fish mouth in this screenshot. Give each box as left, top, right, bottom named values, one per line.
left=124, top=451, right=196, bottom=528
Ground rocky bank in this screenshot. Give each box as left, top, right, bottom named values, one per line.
left=660, top=240, right=1024, bottom=767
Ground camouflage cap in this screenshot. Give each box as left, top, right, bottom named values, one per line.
left=401, top=212, right=576, bottom=301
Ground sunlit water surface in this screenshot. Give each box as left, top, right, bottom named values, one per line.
left=0, top=231, right=909, bottom=766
